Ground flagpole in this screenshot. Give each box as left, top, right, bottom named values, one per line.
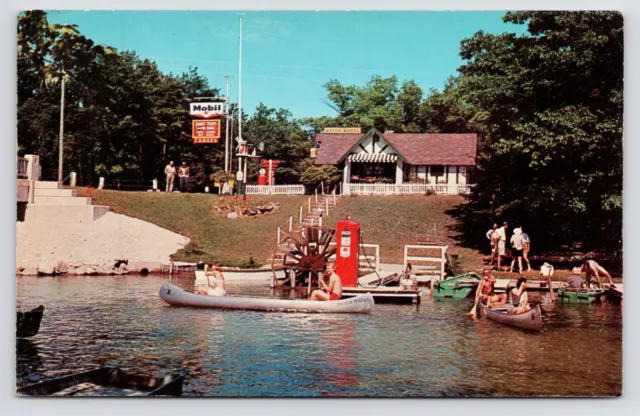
left=224, top=75, right=230, bottom=172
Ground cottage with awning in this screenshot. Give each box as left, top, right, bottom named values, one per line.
left=314, top=128, right=477, bottom=195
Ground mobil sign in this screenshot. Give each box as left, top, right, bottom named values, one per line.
left=190, top=102, right=225, bottom=118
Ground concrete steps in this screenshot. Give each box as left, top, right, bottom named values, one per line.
left=24, top=181, right=110, bottom=223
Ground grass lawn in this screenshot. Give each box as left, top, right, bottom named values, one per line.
left=323, top=195, right=483, bottom=271
left=76, top=189, right=306, bottom=267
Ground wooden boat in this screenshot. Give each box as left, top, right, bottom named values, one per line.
left=17, top=366, right=185, bottom=397
left=159, top=282, right=374, bottom=313
left=557, top=287, right=605, bottom=304
left=477, top=302, right=542, bottom=332
left=17, top=305, right=44, bottom=338
left=432, top=273, right=481, bottom=299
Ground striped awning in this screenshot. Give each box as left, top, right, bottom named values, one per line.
left=347, top=153, right=398, bottom=163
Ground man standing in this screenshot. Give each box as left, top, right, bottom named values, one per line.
left=310, top=263, right=343, bottom=301
left=496, top=222, right=508, bottom=270
left=521, top=226, right=532, bottom=272
left=164, top=161, right=176, bottom=192
left=510, top=227, right=524, bottom=273
left=486, top=223, right=500, bottom=266
left=178, top=161, right=190, bottom=192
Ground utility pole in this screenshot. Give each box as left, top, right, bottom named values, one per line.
left=58, top=69, right=66, bottom=183
left=237, top=14, right=247, bottom=199
left=224, top=75, right=230, bottom=172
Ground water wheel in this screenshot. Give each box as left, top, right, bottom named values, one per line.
left=271, top=225, right=336, bottom=288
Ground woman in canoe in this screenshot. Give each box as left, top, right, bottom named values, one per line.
left=510, top=277, right=531, bottom=314
left=195, top=264, right=226, bottom=296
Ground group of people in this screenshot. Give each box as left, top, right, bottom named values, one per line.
left=474, top=269, right=531, bottom=314
left=486, top=222, right=531, bottom=273
left=164, top=160, right=191, bottom=193
left=194, top=261, right=343, bottom=302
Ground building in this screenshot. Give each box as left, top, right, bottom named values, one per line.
left=314, top=128, right=477, bottom=195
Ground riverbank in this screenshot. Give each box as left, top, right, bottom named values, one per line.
left=16, top=211, right=189, bottom=275
left=75, top=189, right=306, bottom=266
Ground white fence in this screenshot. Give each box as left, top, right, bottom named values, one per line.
left=344, top=183, right=472, bottom=195
left=404, top=244, right=448, bottom=283
left=328, top=243, right=380, bottom=274
left=246, top=185, right=305, bottom=195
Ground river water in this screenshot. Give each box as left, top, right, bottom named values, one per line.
left=16, top=275, right=622, bottom=397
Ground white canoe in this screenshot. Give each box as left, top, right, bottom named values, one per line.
left=159, top=283, right=374, bottom=314
left=194, top=269, right=284, bottom=285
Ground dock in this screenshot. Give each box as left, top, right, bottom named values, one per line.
left=494, top=278, right=567, bottom=293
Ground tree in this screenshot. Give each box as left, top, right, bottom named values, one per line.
left=450, top=11, right=623, bottom=251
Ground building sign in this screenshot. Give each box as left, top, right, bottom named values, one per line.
left=190, top=102, right=225, bottom=118
left=192, top=119, right=221, bottom=143
left=323, top=127, right=361, bottom=134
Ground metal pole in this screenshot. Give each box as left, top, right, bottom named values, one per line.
left=238, top=15, right=243, bottom=144
left=243, top=155, right=248, bottom=201
left=224, top=75, right=230, bottom=172
left=58, top=70, right=65, bottom=183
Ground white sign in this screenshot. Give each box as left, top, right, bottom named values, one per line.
left=190, top=102, right=225, bottom=118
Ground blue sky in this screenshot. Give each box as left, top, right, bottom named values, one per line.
left=45, top=10, right=526, bottom=119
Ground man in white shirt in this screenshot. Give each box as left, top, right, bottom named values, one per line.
left=510, top=227, right=524, bottom=273
left=164, top=161, right=176, bottom=192
left=496, top=222, right=508, bottom=270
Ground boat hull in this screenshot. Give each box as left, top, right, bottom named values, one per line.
left=477, top=303, right=542, bottom=332
left=159, top=283, right=374, bottom=313
left=433, top=273, right=480, bottom=299
left=557, top=288, right=605, bottom=304
left=17, top=305, right=44, bottom=338
left=17, top=366, right=184, bottom=397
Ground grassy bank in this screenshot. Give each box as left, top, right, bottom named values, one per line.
left=323, top=195, right=482, bottom=271
left=76, top=189, right=305, bottom=266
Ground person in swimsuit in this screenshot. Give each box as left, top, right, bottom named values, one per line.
left=195, top=264, right=226, bottom=296
left=581, top=260, right=615, bottom=288
left=310, top=263, right=343, bottom=301
left=510, top=277, right=531, bottom=314
left=486, top=223, right=500, bottom=266
left=479, top=269, right=508, bottom=306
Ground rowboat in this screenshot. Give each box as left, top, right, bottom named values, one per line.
left=17, top=366, right=185, bottom=397
left=477, top=302, right=543, bottom=332
left=17, top=305, right=44, bottom=338
left=159, top=282, right=374, bottom=313
left=432, top=273, right=481, bottom=299
left=557, top=288, right=605, bottom=304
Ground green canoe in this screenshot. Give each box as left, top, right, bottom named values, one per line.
left=432, top=272, right=481, bottom=299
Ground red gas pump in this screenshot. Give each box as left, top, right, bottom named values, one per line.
left=335, top=217, right=360, bottom=288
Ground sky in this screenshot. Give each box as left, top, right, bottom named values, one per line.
left=45, top=10, right=527, bottom=119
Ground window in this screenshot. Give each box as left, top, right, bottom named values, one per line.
left=430, top=165, right=445, bottom=177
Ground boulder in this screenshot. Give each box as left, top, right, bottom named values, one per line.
left=249, top=210, right=258, bottom=216
left=227, top=212, right=239, bottom=219
left=55, top=262, right=69, bottom=275
left=37, top=264, right=55, bottom=275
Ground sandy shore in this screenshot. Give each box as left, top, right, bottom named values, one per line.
left=16, top=212, right=189, bottom=272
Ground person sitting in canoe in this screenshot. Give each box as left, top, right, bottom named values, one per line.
left=509, top=277, right=531, bottom=314
left=310, top=263, right=343, bottom=301
left=580, top=260, right=615, bottom=289
left=195, top=264, right=226, bottom=296
left=479, top=269, right=507, bottom=306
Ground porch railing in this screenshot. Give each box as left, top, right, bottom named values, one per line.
left=344, top=183, right=473, bottom=195
left=17, top=157, right=28, bottom=179
left=246, top=184, right=305, bottom=195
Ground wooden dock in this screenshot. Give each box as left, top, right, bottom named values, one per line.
left=494, top=278, right=567, bottom=293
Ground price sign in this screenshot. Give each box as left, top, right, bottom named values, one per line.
left=192, top=120, right=221, bottom=143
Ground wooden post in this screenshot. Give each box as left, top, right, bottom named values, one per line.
left=299, top=206, right=303, bottom=223
left=292, top=269, right=296, bottom=288
left=315, top=189, right=318, bottom=203
left=333, top=190, right=336, bottom=206
left=308, top=197, right=311, bottom=213
left=321, top=182, right=324, bottom=195
left=289, top=216, right=293, bottom=231
left=308, top=271, right=312, bottom=297
left=98, top=177, right=105, bottom=190
left=70, top=172, right=77, bottom=187
left=277, top=227, right=281, bottom=244
left=325, top=198, right=329, bottom=216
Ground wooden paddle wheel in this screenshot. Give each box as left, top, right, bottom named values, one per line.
left=271, top=225, right=337, bottom=288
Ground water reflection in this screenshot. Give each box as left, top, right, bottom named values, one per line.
left=16, top=275, right=622, bottom=397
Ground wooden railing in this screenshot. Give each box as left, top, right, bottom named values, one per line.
left=344, top=183, right=473, bottom=195
left=404, top=244, right=448, bottom=282
left=246, top=184, right=305, bottom=195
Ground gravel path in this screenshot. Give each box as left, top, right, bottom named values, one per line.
left=16, top=212, right=190, bottom=269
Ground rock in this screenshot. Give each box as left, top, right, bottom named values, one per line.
left=37, top=264, right=55, bottom=275
left=84, top=267, right=97, bottom=275
left=249, top=210, right=257, bottom=216
left=55, top=261, right=69, bottom=274
left=227, top=212, right=239, bottom=219
left=118, top=263, right=129, bottom=272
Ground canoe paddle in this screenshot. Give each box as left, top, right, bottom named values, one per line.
left=468, top=279, right=485, bottom=316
